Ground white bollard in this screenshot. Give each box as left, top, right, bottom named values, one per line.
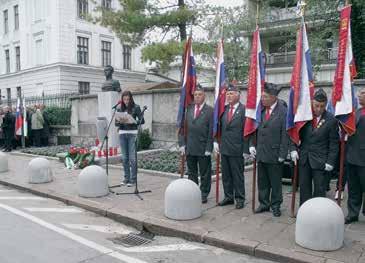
left=164, top=178, right=202, bottom=220
left=0, top=152, right=8, bottom=173
left=78, top=165, right=109, bottom=198
left=295, top=197, right=344, bottom=251
left=28, top=158, right=53, bottom=184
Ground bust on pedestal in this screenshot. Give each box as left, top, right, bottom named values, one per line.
left=97, top=65, right=121, bottom=150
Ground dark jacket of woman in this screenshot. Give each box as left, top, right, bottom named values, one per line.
left=116, top=104, right=145, bottom=131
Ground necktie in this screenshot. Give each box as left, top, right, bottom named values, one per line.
left=265, top=107, right=270, bottom=121
left=312, top=117, right=318, bottom=128
left=227, top=105, right=234, bottom=122
left=195, top=105, right=201, bottom=118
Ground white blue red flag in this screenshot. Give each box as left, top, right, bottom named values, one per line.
left=213, top=39, right=227, bottom=138
left=15, top=97, right=23, bottom=136
left=23, top=98, right=28, bottom=137
left=244, top=27, right=265, bottom=137
left=328, top=6, right=357, bottom=136
left=286, top=18, right=314, bottom=145
left=177, top=37, right=197, bottom=130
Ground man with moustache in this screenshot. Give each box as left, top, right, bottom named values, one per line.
left=290, top=88, right=339, bottom=205
left=214, top=83, right=247, bottom=209
left=179, top=84, right=213, bottom=204
left=249, top=83, right=289, bottom=217
left=345, top=87, right=365, bottom=224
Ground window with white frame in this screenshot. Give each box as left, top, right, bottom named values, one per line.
left=15, top=46, right=20, bottom=71
left=78, top=81, right=90, bottom=94
left=77, top=0, right=88, bottom=19
left=35, top=39, right=43, bottom=65
left=14, top=5, right=19, bottom=30
left=5, top=49, right=10, bottom=73
left=77, top=36, right=89, bottom=64
left=123, top=45, right=131, bottom=70
left=3, top=10, right=8, bottom=34
left=101, top=41, right=111, bottom=67
left=102, top=0, right=112, bottom=10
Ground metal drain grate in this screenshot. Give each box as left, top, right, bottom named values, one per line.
left=109, top=230, right=154, bottom=247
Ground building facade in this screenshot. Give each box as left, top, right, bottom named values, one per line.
left=0, top=0, right=146, bottom=102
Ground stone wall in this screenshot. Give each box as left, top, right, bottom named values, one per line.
left=70, top=80, right=365, bottom=148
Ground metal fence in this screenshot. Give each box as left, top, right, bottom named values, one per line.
left=2, top=92, right=78, bottom=108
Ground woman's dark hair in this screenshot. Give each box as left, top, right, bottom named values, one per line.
left=121, top=90, right=135, bottom=113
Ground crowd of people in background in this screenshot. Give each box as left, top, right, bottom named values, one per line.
left=0, top=104, right=50, bottom=152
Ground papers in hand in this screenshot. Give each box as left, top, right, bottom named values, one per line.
left=115, top=112, right=136, bottom=124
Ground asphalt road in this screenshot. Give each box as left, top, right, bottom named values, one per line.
left=0, top=185, right=277, bottom=263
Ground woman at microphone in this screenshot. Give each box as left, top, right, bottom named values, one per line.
left=116, top=91, right=145, bottom=187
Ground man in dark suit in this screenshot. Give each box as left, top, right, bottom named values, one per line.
left=345, top=87, right=365, bottom=224
left=214, top=83, right=247, bottom=209
left=290, top=88, right=339, bottom=205
left=249, top=83, right=289, bottom=217
left=179, top=84, right=213, bottom=203
left=2, top=106, right=15, bottom=152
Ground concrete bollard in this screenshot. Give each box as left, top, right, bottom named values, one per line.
left=0, top=152, right=8, bottom=173
left=78, top=165, right=109, bottom=198
left=28, top=158, right=53, bottom=184
left=164, top=178, right=202, bottom=220
left=296, top=197, right=344, bottom=251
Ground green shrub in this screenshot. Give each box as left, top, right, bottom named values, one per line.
left=45, top=106, right=71, bottom=125
left=137, top=129, right=152, bottom=150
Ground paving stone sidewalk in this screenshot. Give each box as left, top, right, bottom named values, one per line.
left=1, top=152, right=364, bottom=263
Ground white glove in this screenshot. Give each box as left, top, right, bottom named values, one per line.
left=204, top=151, right=211, bottom=156
left=179, top=146, right=185, bottom=156
left=278, top=157, right=285, bottom=163
left=213, top=142, right=219, bottom=154
left=325, top=163, right=334, bottom=172
left=249, top=147, right=256, bottom=158
left=290, top=151, right=299, bottom=164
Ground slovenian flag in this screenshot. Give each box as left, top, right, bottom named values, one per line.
left=244, top=27, right=265, bottom=137
left=286, top=18, right=314, bottom=145
left=177, top=37, right=197, bottom=130
left=213, top=38, right=227, bottom=138
left=15, top=97, right=23, bottom=136
left=328, top=5, right=357, bottom=136
left=23, top=98, right=28, bottom=137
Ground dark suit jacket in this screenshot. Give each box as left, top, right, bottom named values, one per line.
left=251, top=100, right=289, bottom=164
left=297, top=110, right=339, bottom=170
left=346, top=108, right=365, bottom=167
left=220, top=103, right=248, bottom=157
left=179, top=103, right=214, bottom=156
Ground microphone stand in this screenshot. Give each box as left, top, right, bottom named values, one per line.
left=117, top=106, right=151, bottom=200
left=99, top=106, right=120, bottom=193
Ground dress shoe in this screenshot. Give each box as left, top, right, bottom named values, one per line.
left=218, top=198, right=234, bottom=206
left=345, top=216, right=358, bottom=224
left=255, top=205, right=270, bottom=214
left=202, top=196, right=208, bottom=204
left=235, top=202, right=244, bottom=209
left=272, top=208, right=281, bottom=217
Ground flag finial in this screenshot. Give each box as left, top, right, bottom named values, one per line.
left=297, top=0, right=307, bottom=17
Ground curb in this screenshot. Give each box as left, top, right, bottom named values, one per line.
left=0, top=178, right=333, bottom=263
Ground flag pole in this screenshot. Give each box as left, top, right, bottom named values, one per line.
left=337, top=129, right=346, bottom=206
left=290, top=0, right=307, bottom=218
left=215, top=23, right=224, bottom=205
left=251, top=0, right=260, bottom=213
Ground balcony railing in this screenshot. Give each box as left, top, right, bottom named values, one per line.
left=266, top=48, right=338, bottom=68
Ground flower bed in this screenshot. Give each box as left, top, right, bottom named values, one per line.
left=138, top=150, right=253, bottom=175
left=21, top=145, right=72, bottom=157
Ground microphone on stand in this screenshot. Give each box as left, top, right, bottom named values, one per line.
left=112, top=100, right=122, bottom=109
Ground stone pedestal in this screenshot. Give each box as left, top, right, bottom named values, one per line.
left=78, top=165, right=109, bottom=198
left=164, top=178, right=202, bottom=220
left=28, top=158, right=53, bottom=184
left=0, top=152, right=8, bottom=173
left=97, top=91, right=120, bottom=149
left=295, top=197, right=344, bottom=251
